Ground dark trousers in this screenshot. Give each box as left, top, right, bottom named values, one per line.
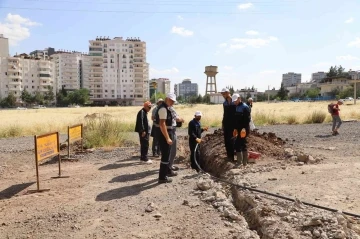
left=223, top=127, right=234, bottom=159
left=189, top=140, right=200, bottom=172
left=234, top=127, right=249, bottom=152
left=139, top=133, right=149, bottom=161
left=151, top=126, right=161, bottom=155
left=158, top=129, right=173, bottom=180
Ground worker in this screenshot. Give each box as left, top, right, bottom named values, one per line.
left=188, top=111, right=208, bottom=172
left=221, top=88, right=236, bottom=161
left=168, top=106, right=184, bottom=174
left=232, top=94, right=251, bottom=167
left=134, top=101, right=153, bottom=164
left=330, top=99, right=344, bottom=135
left=247, top=97, right=256, bottom=131
left=150, top=98, right=163, bottom=157
left=155, top=93, right=177, bottom=183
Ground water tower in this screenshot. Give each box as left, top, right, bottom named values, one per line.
left=204, top=65, right=218, bottom=95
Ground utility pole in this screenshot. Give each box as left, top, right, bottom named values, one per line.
left=267, top=85, right=270, bottom=103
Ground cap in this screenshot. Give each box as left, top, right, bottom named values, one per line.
left=143, top=101, right=152, bottom=108
left=338, top=99, right=344, bottom=103
left=248, top=98, right=253, bottom=101
left=221, top=88, right=230, bottom=93
left=232, top=94, right=240, bottom=102
left=166, top=93, right=177, bottom=102
left=195, top=111, right=202, bottom=117
left=157, top=98, right=164, bottom=103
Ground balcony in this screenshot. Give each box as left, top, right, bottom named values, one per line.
left=9, top=74, right=22, bottom=79
left=9, top=81, right=21, bottom=85
left=8, top=61, right=20, bottom=66
left=40, top=81, right=52, bottom=86
left=39, top=70, right=51, bottom=74
left=91, top=64, right=102, bottom=68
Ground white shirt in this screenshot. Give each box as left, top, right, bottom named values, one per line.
left=158, top=107, right=167, bottom=120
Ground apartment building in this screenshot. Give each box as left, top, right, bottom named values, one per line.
left=311, top=72, right=327, bottom=83
left=0, top=54, right=55, bottom=101
left=0, top=34, right=9, bottom=58
left=30, top=47, right=56, bottom=60
left=149, top=78, right=171, bottom=97
left=88, top=36, right=149, bottom=106
left=282, top=72, right=301, bottom=87
left=51, top=51, right=89, bottom=91
left=174, top=79, right=198, bottom=99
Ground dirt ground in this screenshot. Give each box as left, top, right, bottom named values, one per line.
left=1, top=121, right=360, bottom=238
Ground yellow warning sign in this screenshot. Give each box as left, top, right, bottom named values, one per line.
left=69, top=124, right=82, bottom=143
left=36, top=133, right=59, bottom=161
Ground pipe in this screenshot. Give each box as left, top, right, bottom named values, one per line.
left=193, top=144, right=360, bottom=219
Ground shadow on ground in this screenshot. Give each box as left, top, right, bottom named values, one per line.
left=99, top=162, right=140, bottom=171
left=315, top=135, right=333, bottom=138
left=109, top=169, right=158, bottom=183
left=95, top=179, right=158, bottom=201
left=0, top=182, right=35, bottom=200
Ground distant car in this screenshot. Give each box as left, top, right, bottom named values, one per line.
left=342, top=97, right=354, bottom=101
left=33, top=105, right=46, bottom=109
left=16, top=107, right=27, bottom=110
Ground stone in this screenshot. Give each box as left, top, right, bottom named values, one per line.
left=223, top=208, right=242, bottom=221
left=202, top=196, right=216, bottom=202
left=229, top=169, right=242, bottom=176
left=290, top=156, right=298, bottom=161
left=213, top=191, right=227, bottom=201
left=197, top=179, right=213, bottom=191
left=285, top=148, right=295, bottom=157
left=145, top=202, right=156, bottom=213
left=313, top=229, right=321, bottom=237
left=182, top=200, right=189, bottom=206
left=301, top=231, right=312, bottom=237
left=153, top=213, right=162, bottom=218
left=297, top=162, right=304, bottom=166
left=268, top=178, right=277, bottom=181
left=333, top=230, right=346, bottom=239
left=298, top=154, right=309, bottom=163
left=277, top=210, right=288, bottom=217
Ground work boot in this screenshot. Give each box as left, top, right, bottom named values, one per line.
left=235, top=152, right=243, bottom=167
left=158, top=177, right=173, bottom=184
left=167, top=170, right=178, bottom=177
left=242, top=151, right=248, bottom=166
left=171, top=165, right=179, bottom=171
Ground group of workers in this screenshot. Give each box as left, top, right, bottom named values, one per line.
left=135, top=90, right=255, bottom=184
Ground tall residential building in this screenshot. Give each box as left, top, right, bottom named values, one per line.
left=282, top=72, right=301, bottom=87
left=88, top=36, right=149, bottom=106
left=29, top=47, right=56, bottom=59
left=51, top=51, right=89, bottom=91
left=0, top=54, right=55, bottom=101
left=0, top=34, right=9, bottom=58
left=149, top=78, right=171, bottom=97
left=311, top=72, right=327, bottom=83
left=175, top=79, right=198, bottom=99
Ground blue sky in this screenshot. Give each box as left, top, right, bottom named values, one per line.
left=0, top=0, right=360, bottom=94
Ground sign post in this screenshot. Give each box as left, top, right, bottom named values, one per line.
left=29, top=131, right=67, bottom=193
left=67, top=124, right=84, bottom=159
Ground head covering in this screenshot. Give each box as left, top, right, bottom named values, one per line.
left=166, top=93, right=177, bottom=102
left=194, top=111, right=202, bottom=117
left=248, top=98, right=253, bottom=102
left=143, top=101, right=152, bottom=108
left=221, top=88, right=230, bottom=93
left=338, top=99, right=344, bottom=104
left=232, top=94, right=240, bottom=102
left=157, top=98, right=164, bottom=103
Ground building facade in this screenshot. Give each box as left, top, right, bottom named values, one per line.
left=88, top=36, right=149, bottom=106
left=311, top=72, right=327, bottom=83
left=29, top=47, right=56, bottom=59
left=320, top=78, right=350, bottom=96
left=149, top=78, right=171, bottom=98
left=282, top=72, right=301, bottom=87
left=175, top=79, right=198, bottom=99
left=0, top=34, right=9, bottom=58
left=51, top=51, right=89, bottom=91
left=0, top=54, right=55, bottom=102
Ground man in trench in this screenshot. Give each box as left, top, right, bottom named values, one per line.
left=221, top=88, right=236, bottom=161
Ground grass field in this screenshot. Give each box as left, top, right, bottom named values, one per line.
left=1, top=101, right=360, bottom=140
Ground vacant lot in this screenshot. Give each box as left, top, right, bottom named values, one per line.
left=1, top=101, right=360, bottom=138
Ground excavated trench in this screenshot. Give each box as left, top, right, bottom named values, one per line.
left=176, top=130, right=360, bottom=239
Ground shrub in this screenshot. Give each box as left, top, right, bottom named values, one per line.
left=286, top=115, right=298, bottom=124
left=303, top=111, right=326, bottom=124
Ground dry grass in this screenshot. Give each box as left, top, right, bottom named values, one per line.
left=0, top=101, right=359, bottom=138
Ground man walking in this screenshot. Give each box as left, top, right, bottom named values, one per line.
left=232, top=94, right=251, bottom=167
left=155, top=93, right=177, bottom=183
left=135, top=101, right=152, bottom=164
left=168, top=106, right=184, bottom=175
left=330, top=99, right=344, bottom=135
left=221, top=88, right=236, bottom=161
left=150, top=98, right=163, bottom=157
left=188, top=111, right=208, bottom=172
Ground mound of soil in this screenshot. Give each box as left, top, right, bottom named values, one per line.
left=177, top=129, right=287, bottom=177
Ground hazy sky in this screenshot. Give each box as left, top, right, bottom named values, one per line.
left=1, top=0, right=360, bottom=94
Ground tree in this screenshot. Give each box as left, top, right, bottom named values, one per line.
left=305, top=88, right=320, bottom=98
left=246, top=92, right=252, bottom=99
left=33, top=91, right=44, bottom=105
left=276, top=83, right=288, bottom=100
left=150, top=92, right=166, bottom=103
left=196, top=94, right=203, bottom=103
left=338, top=86, right=360, bottom=99
left=326, top=65, right=350, bottom=79
left=177, top=95, right=183, bottom=103
left=0, top=92, right=17, bottom=108
left=44, top=86, right=55, bottom=104
left=202, top=94, right=210, bottom=104
left=20, top=89, right=32, bottom=105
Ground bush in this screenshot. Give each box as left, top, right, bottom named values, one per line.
left=303, top=111, right=326, bottom=124
left=0, top=125, right=24, bottom=138
left=84, top=115, right=134, bottom=148
left=286, top=115, right=298, bottom=124
left=253, top=112, right=278, bottom=126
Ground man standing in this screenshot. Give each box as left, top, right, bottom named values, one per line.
left=168, top=106, right=184, bottom=175
left=232, top=94, right=251, bottom=167
left=188, top=111, right=208, bottom=172
left=155, top=93, right=177, bottom=183
left=150, top=98, right=163, bottom=157
left=135, top=101, right=152, bottom=164
left=247, top=97, right=256, bottom=131
left=330, top=99, right=344, bottom=135
left=221, top=88, right=236, bottom=161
